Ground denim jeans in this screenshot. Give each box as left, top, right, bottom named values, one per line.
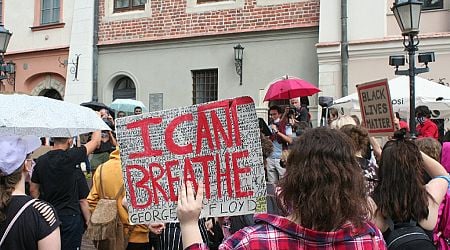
left=59, top=214, right=84, bottom=250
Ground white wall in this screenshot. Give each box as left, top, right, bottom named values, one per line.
left=5, top=0, right=74, bottom=53
left=64, top=0, right=95, bottom=104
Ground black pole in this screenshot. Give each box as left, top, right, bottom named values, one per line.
left=239, top=58, right=243, bottom=85
left=407, top=34, right=417, bottom=138
left=341, top=0, right=348, bottom=96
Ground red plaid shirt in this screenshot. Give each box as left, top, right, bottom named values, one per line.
left=186, top=214, right=386, bottom=250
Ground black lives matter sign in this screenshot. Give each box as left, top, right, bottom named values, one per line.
left=357, top=79, right=395, bottom=136
left=115, top=96, right=267, bottom=224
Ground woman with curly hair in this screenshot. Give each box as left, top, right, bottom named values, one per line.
left=371, top=138, right=449, bottom=249
left=340, top=124, right=379, bottom=195
left=177, top=127, right=386, bottom=249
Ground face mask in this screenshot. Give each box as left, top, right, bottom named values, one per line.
left=416, top=117, right=426, bottom=124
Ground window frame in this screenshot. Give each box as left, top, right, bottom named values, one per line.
left=196, top=0, right=227, bottom=4
left=114, top=0, right=146, bottom=13
left=422, top=0, right=444, bottom=10
left=40, top=0, right=61, bottom=25
left=192, top=69, right=218, bottom=105
left=113, top=76, right=137, bottom=100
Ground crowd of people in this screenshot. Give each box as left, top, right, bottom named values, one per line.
left=1, top=98, right=450, bottom=250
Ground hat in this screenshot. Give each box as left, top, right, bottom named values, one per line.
left=0, top=135, right=41, bottom=176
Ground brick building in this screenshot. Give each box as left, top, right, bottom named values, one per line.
left=86, top=0, right=320, bottom=118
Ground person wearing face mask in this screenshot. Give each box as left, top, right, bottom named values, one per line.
left=0, top=135, right=61, bottom=250
left=30, top=131, right=101, bottom=250
left=415, top=105, right=439, bottom=140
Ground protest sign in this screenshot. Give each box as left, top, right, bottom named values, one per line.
left=115, top=96, right=267, bottom=224
left=357, top=79, right=395, bottom=136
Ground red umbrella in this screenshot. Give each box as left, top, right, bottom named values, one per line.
left=263, top=75, right=321, bottom=101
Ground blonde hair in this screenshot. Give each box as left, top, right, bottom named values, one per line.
left=415, top=137, right=442, bottom=162
left=329, top=115, right=357, bottom=129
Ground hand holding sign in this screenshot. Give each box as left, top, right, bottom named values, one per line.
left=177, top=181, right=205, bottom=226
left=177, top=181, right=205, bottom=248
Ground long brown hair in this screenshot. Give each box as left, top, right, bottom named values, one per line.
left=0, top=166, right=23, bottom=222
left=372, top=139, right=431, bottom=222
left=278, top=127, right=370, bottom=231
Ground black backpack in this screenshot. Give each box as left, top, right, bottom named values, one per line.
left=384, top=219, right=435, bottom=250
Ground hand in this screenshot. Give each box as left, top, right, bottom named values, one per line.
left=177, top=181, right=204, bottom=227
left=122, top=196, right=128, bottom=208
left=205, top=218, right=215, bottom=235
left=148, top=223, right=165, bottom=235
left=393, top=117, right=400, bottom=131
left=270, top=124, right=278, bottom=133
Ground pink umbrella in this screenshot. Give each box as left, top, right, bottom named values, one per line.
left=263, top=75, right=321, bottom=101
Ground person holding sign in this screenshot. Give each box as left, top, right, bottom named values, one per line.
left=177, top=128, right=386, bottom=249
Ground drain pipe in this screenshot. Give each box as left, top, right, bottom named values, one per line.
left=92, top=0, right=99, bottom=102
left=341, top=0, right=349, bottom=96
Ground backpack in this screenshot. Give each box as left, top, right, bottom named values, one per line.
left=384, top=218, right=435, bottom=250
left=85, top=164, right=125, bottom=250
left=434, top=190, right=450, bottom=249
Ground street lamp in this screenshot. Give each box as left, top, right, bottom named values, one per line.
left=389, top=0, right=435, bottom=138
left=0, top=24, right=14, bottom=88
left=234, top=44, right=244, bottom=85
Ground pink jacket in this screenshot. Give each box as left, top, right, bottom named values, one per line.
left=441, top=142, right=450, bottom=173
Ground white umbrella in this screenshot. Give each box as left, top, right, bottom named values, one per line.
left=332, top=76, right=450, bottom=119
left=110, top=99, right=148, bottom=113
left=0, top=94, right=111, bottom=137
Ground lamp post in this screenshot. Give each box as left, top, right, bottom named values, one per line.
left=0, top=24, right=14, bottom=91
left=390, top=0, right=434, bottom=138
left=234, top=44, right=244, bottom=85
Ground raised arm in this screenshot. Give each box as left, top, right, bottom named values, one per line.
left=422, top=152, right=448, bottom=178
left=369, top=137, right=382, bottom=160
left=84, top=131, right=101, bottom=155
left=177, top=182, right=205, bottom=249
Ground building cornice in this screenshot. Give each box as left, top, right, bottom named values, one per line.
left=5, top=46, right=70, bottom=56
left=98, top=24, right=318, bottom=47
left=317, top=32, right=450, bottom=62
left=98, top=27, right=319, bottom=54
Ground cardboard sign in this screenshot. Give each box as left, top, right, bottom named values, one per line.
left=115, top=96, right=267, bottom=224
left=357, top=79, right=395, bottom=136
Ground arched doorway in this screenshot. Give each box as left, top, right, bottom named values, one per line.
left=113, top=76, right=136, bottom=100
left=39, top=88, right=63, bottom=100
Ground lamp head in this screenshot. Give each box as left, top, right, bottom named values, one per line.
left=389, top=55, right=406, bottom=67
left=418, top=52, right=435, bottom=66
left=234, top=44, right=244, bottom=61
left=0, top=25, right=12, bottom=54
left=391, top=0, right=424, bottom=36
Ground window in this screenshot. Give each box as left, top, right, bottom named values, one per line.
left=113, top=76, right=136, bottom=100
left=114, top=0, right=147, bottom=12
left=192, top=69, right=218, bottom=105
left=422, top=0, right=443, bottom=10
left=197, top=0, right=226, bottom=4
left=41, top=0, right=60, bottom=25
